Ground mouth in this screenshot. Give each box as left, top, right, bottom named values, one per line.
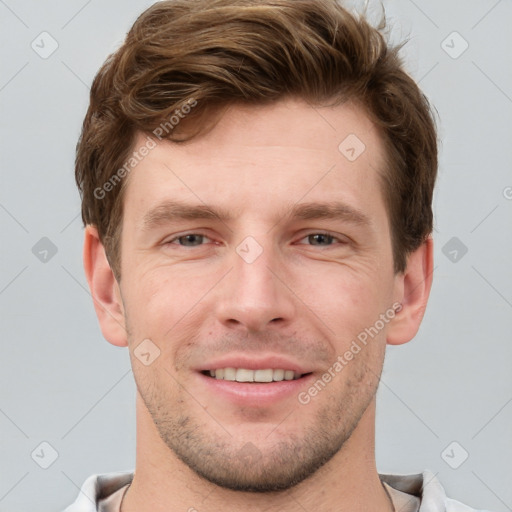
left=195, top=355, right=316, bottom=406
left=201, top=368, right=312, bottom=382
left=197, top=367, right=314, bottom=407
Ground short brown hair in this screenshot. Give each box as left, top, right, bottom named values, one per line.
left=75, top=0, right=437, bottom=280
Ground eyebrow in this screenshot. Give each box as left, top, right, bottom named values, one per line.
left=140, top=199, right=371, bottom=232
left=285, top=201, right=371, bottom=226
left=141, top=200, right=234, bottom=232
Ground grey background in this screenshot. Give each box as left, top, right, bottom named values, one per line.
left=1, top=0, right=511, bottom=511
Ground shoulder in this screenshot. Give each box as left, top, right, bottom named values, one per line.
left=63, top=471, right=133, bottom=512
left=420, top=470, right=495, bottom=512
left=380, top=470, right=496, bottom=512
left=445, top=497, right=494, bottom=512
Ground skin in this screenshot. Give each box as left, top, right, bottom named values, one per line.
left=84, top=98, right=433, bottom=512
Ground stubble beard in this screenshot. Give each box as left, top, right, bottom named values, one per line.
left=134, top=357, right=382, bottom=493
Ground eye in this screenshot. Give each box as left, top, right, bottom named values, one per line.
left=297, top=232, right=346, bottom=246
left=165, top=233, right=213, bottom=247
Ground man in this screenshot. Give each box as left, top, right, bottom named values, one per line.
left=65, top=1, right=491, bottom=511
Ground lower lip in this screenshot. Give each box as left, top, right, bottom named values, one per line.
left=196, top=372, right=315, bottom=407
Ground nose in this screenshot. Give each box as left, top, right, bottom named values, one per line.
left=214, top=240, right=296, bottom=333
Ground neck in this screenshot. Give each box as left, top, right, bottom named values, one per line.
left=122, top=395, right=393, bottom=512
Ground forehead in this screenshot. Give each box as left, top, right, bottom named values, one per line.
left=122, top=98, right=387, bottom=225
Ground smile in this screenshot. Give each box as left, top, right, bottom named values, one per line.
left=202, top=368, right=308, bottom=382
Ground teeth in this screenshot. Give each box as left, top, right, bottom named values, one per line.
left=223, top=367, right=236, bottom=381
left=254, top=369, right=273, bottom=382
left=273, top=369, right=284, bottom=381
left=207, top=368, right=302, bottom=382
left=236, top=368, right=254, bottom=382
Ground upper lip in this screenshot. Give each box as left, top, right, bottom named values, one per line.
left=196, top=354, right=314, bottom=375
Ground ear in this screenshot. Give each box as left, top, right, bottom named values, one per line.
left=387, top=236, right=434, bottom=345
left=83, top=225, right=127, bottom=347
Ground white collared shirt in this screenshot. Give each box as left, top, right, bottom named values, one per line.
left=63, top=470, right=493, bottom=512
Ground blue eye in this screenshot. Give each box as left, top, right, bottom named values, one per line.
left=168, top=234, right=210, bottom=246
left=164, top=232, right=345, bottom=249
left=298, top=232, right=345, bottom=246
left=305, top=233, right=336, bottom=246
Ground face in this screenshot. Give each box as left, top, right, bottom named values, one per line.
left=117, top=98, right=403, bottom=491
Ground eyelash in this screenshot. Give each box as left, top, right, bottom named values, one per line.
left=164, top=232, right=347, bottom=248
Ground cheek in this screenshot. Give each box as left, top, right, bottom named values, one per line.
left=123, top=267, right=216, bottom=353
left=300, top=262, right=392, bottom=325
left=122, top=271, right=174, bottom=345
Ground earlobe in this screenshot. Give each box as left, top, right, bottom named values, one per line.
left=83, top=225, right=128, bottom=347
left=387, top=236, right=434, bottom=346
